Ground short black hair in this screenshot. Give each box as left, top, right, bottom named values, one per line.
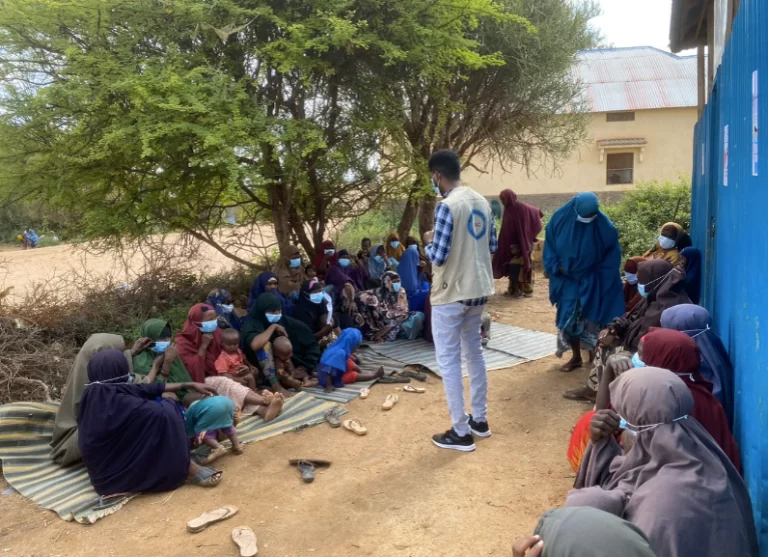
left=428, top=150, right=461, bottom=181
left=362, top=237, right=371, bottom=244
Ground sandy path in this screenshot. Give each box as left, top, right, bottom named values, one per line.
left=0, top=280, right=594, bottom=557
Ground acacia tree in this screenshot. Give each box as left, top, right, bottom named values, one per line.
left=374, top=0, right=601, bottom=238
left=0, top=0, right=510, bottom=263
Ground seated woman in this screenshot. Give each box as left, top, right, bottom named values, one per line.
left=292, top=279, right=337, bottom=347
left=661, top=304, right=734, bottom=426
left=398, top=237, right=430, bottom=313
left=622, top=257, right=645, bottom=313
left=638, top=328, right=741, bottom=473
left=513, top=507, right=656, bottom=557
left=313, top=240, right=337, bottom=279
left=564, top=259, right=690, bottom=403
left=132, top=318, right=192, bottom=387
left=241, top=293, right=321, bottom=395
left=354, top=271, right=423, bottom=342
left=325, top=249, right=367, bottom=296
left=272, top=244, right=309, bottom=296
left=50, top=334, right=132, bottom=466
left=366, top=243, right=392, bottom=288
left=642, top=222, right=685, bottom=267
left=247, top=272, right=293, bottom=315
left=385, top=232, right=405, bottom=267
left=77, top=350, right=224, bottom=494
left=569, top=368, right=757, bottom=557
left=206, top=288, right=242, bottom=331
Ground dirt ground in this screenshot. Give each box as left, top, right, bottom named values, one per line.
left=0, top=262, right=592, bottom=557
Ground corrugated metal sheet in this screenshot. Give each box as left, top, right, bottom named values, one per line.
left=691, top=0, right=768, bottom=551
left=576, top=47, right=698, bottom=112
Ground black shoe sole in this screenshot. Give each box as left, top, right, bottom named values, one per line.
left=432, top=439, right=476, bottom=452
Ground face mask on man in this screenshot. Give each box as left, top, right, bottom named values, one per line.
left=310, top=292, right=325, bottom=304
left=658, top=235, right=676, bottom=250
left=266, top=312, right=282, bottom=324
left=431, top=178, right=441, bottom=197
left=219, top=303, right=234, bottom=314
left=289, top=257, right=302, bottom=268
left=200, top=320, right=218, bottom=333
left=390, top=241, right=400, bottom=249
left=338, top=258, right=351, bottom=268
left=153, top=341, right=171, bottom=354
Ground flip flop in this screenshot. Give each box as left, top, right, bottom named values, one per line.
left=382, top=394, right=399, bottom=410
left=359, top=387, right=370, bottom=399
left=232, top=526, right=258, bottom=557
left=324, top=407, right=343, bottom=428
left=187, top=505, right=239, bottom=533
left=297, top=460, right=316, bottom=483
left=403, top=384, right=425, bottom=394
left=288, top=459, right=331, bottom=468
left=342, top=419, right=368, bottom=436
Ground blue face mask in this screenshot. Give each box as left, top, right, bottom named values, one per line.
left=408, top=244, right=418, bottom=251
left=309, top=292, right=324, bottom=304
left=219, top=303, right=234, bottom=314
left=432, top=178, right=441, bottom=197
left=338, top=258, right=351, bottom=268
left=374, top=255, right=384, bottom=264
left=638, top=284, right=648, bottom=297
left=289, top=257, right=302, bottom=268
left=392, top=282, right=402, bottom=292
left=324, top=249, right=335, bottom=255
left=576, top=213, right=597, bottom=224
left=153, top=341, right=170, bottom=354
left=624, top=272, right=638, bottom=285
left=200, top=320, right=218, bottom=333
left=632, top=352, right=646, bottom=368
left=266, top=312, right=282, bottom=324
left=658, top=235, right=676, bottom=250
left=390, top=241, right=400, bottom=249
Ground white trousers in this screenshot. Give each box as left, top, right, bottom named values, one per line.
left=431, top=302, right=488, bottom=436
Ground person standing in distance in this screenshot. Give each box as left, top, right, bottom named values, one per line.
left=422, top=150, right=497, bottom=452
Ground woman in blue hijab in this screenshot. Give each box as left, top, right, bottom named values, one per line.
left=544, top=192, right=624, bottom=373
left=398, top=237, right=429, bottom=313
left=247, top=272, right=294, bottom=315
left=206, top=288, right=242, bottom=331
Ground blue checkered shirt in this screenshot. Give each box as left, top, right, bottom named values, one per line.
left=425, top=189, right=498, bottom=306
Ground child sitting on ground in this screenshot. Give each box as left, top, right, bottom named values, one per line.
left=273, top=336, right=319, bottom=390
left=183, top=393, right=242, bottom=465
left=317, top=329, right=384, bottom=393
left=215, top=328, right=258, bottom=391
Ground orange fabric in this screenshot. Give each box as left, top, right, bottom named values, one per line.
left=214, top=349, right=246, bottom=374
left=342, top=358, right=359, bottom=383
left=567, top=410, right=595, bottom=473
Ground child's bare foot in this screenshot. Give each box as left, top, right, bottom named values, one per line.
left=303, top=379, right=319, bottom=388
left=231, top=443, right=243, bottom=455
left=264, top=393, right=284, bottom=422
left=260, top=390, right=275, bottom=405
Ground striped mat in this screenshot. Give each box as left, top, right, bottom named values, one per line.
left=0, top=393, right=342, bottom=524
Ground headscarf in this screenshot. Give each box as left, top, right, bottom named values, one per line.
left=50, top=333, right=128, bottom=466
left=398, top=242, right=421, bottom=295
left=533, top=507, right=656, bottom=557
left=620, top=259, right=690, bottom=352
left=272, top=244, right=308, bottom=295
left=623, top=256, right=645, bottom=312
left=325, top=249, right=366, bottom=295
left=247, top=272, right=293, bottom=315
left=240, top=293, right=320, bottom=371
left=184, top=395, right=236, bottom=437
left=661, top=304, right=734, bottom=426
left=643, top=223, right=683, bottom=265
left=641, top=328, right=741, bottom=472
left=206, top=288, right=242, bottom=331
left=320, top=328, right=362, bottom=371
left=132, top=319, right=193, bottom=384
left=175, top=303, right=222, bottom=383
left=291, top=279, right=327, bottom=333
left=680, top=247, right=701, bottom=304
left=367, top=243, right=388, bottom=280
left=492, top=189, right=543, bottom=280
left=543, top=192, right=625, bottom=329
left=385, top=232, right=405, bottom=261
left=88, top=349, right=132, bottom=383
left=570, top=368, right=757, bottom=557
left=313, top=240, right=337, bottom=276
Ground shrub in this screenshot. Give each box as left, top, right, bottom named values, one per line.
left=337, top=204, right=414, bottom=249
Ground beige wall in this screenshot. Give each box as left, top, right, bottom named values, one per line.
left=465, top=107, right=698, bottom=197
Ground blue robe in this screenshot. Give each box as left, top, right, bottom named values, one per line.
left=398, top=247, right=429, bottom=313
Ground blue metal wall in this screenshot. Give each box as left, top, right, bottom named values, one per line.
left=691, top=0, right=768, bottom=551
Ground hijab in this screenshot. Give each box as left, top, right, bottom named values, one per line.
left=132, top=319, right=193, bottom=384
left=492, top=189, right=543, bottom=280
left=570, top=368, right=757, bottom=557
left=643, top=223, right=683, bottom=265
left=398, top=242, right=421, bottom=294
left=175, top=303, right=222, bottom=383
left=661, top=304, right=734, bottom=426
left=184, top=395, right=236, bottom=437
left=206, top=288, right=242, bottom=331
left=291, top=279, right=327, bottom=333
left=680, top=246, right=702, bottom=304
left=385, top=232, right=405, bottom=260
left=367, top=243, right=388, bottom=280
left=247, top=272, right=293, bottom=315
left=325, top=249, right=366, bottom=295
left=544, top=192, right=625, bottom=329
left=623, top=256, right=645, bottom=312
left=641, top=328, right=741, bottom=472
left=320, top=328, right=362, bottom=371
left=534, top=507, right=656, bottom=557
left=313, top=240, right=337, bottom=276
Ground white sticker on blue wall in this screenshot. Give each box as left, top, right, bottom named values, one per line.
left=723, top=124, right=729, bottom=187
left=753, top=70, right=759, bottom=177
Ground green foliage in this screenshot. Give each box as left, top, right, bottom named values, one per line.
left=603, top=178, right=692, bottom=260
left=338, top=204, right=415, bottom=249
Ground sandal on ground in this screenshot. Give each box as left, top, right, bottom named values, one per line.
left=288, top=458, right=331, bottom=468
left=324, top=407, right=343, bottom=428
left=297, top=460, right=316, bottom=483
left=401, top=370, right=427, bottom=382
left=232, top=526, right=258, bottom=557
left=187, top=505, right=238, bottom=533
left=378, top=375, right=411, bottom=384
left=342, top=419, right=368, bottom=436
left=403, top=384, right=425, bottom=394
left=359, top=387, right=370, bottom=399
left=559, top=360, right=583, bottom=372
left=382, top=394, right=399, bottom=410
left=187, top=466, right=223, bottom=487
left=562, top=387, right=597, bottom=403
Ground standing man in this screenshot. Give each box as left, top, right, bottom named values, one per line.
left=423, top=150, right=497, bottom=452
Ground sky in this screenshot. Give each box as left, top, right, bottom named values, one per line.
left=590, top=0, right=694, bottom=55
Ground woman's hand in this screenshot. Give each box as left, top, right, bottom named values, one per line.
left=271, top=324, right=288, bottom=337
left=590, top=409, right=621, bottom=443
left=200, top=333, right=214, bottom=350
left=132, top=337, right=153, bottom=356
left=513, top=535, right=543, bottom=557
left=605, top=354, right=633, bottom=380
left=187, top=382, right=218, bottom=397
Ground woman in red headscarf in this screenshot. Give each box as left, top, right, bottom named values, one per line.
left=492, top=190, right=543, bottom=298
left=641, top=328, right=742, bottom=473
left=175, top=303, right=223, bottom=383
left=623, top=256, right=646, bottom=312
left=313, top=240, right=338, bottom=280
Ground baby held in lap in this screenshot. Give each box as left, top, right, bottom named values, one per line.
left=273, top=336, right=319, bottom=390
left=215, top=328, right=258, bottom=390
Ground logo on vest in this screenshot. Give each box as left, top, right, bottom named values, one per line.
left=467, top=209, right=487, bottom=240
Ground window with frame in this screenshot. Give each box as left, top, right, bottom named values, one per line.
left=606, top=153, right=634, bottom=184
left=606, top=111, right=636, bottom=122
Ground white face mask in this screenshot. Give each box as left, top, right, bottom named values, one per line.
left=574, top=207, right=597, bottom=223
left=658, top=235, right=676, bottom=250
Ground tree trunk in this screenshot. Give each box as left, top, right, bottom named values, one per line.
left=418, top=195, right=436, bottom=238
left=397, top=178, right=422, bottom=239
left=268, top=184, right=293, bottom=260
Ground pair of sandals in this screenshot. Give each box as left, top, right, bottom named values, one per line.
left=186, top=506, right=257, bottom=556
